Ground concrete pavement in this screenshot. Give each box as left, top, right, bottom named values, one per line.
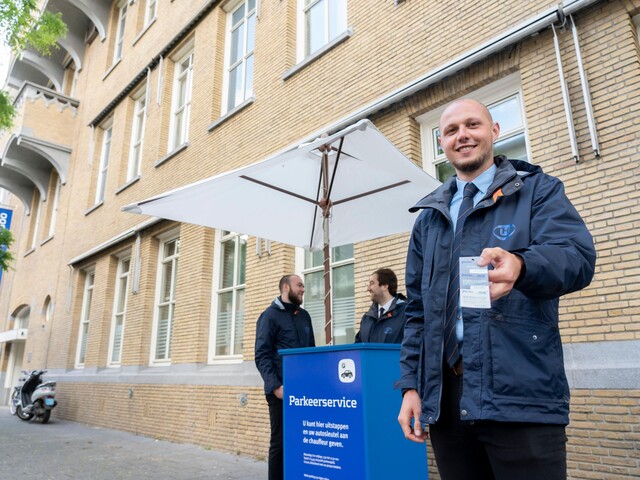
left=0, top=406, right=267, bottom=479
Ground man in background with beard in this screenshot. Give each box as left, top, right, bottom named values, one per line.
left=255, top=274, right=316, bottom=480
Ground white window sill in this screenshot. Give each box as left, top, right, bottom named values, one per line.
left=155, top=143, right=189, bottom=168
left=148, top=361, right=172, bottom=368
left=208, top=355, right=244, bottom=365
left=115, top=175, right=141, bottom=195
left=282, top=28, right=353, bottom=81
left=133, top=17, right=157, bottom=46
left=102, top=58, right=122, bottom=81
left=84, top=201, right=104, bottom=216
left=208, top=97, right=255, bottom=132
left=40, top=235, right=54, bottom=247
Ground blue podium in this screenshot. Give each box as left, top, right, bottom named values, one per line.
left=281, top=344, right=428, bottom=479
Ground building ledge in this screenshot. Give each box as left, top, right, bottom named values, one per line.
left=0, top=328, right=28, bottom=343
left=208, top=97, right=255, bottom=132
left=155, top=143, right=188, bottom=168
left=115, top=175, right=141, bottom=195
left=282, top=28, right=353, bottom=82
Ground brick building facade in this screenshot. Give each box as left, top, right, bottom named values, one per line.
left=0, top=0, right=638, bottom=478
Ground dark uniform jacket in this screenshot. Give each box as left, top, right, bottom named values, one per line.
left=397, top=156, right=596, bottom=425
left=255, top=296, right=315, bottom=395
left=355, top=294, right=407, bottom=344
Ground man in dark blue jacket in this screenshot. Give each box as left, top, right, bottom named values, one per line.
left=355, top=268, right=407, bottom=343
left=255, top=274, right=315, bottom=480
left=397, top=99, right=596, bottom=480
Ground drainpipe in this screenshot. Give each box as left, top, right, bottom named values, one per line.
left=570, top=15, right=600, bottom=159
left=66, top=265, right=74, bottom=313
left=552, top=18, right=580, bottom=163
left=132, top=232, right=142, bottom=294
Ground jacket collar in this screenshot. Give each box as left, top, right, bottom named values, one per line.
left=409, top=156, right=541, bottom=212
left=364, top=295, right=406, bottom=319
left=272, top=296, right=301, bottom=315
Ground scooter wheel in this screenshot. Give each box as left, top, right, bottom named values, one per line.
left=16, top=405, right=34, bottom=421
left=9, top=391, right=18, bottom=415
left=40, top=410, right=51, bottom=424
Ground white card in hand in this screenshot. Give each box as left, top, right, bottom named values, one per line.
left=459, top=257, right=491, bottom=309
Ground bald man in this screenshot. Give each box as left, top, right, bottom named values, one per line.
left=397, top=99, right=595, bottom=479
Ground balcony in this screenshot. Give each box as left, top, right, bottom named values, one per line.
left=0, top=328, right=28, bottom=343
left=0, top=83, right=77, bottom=213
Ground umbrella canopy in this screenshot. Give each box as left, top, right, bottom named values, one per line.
left=123, top=119, right=440, bottom=342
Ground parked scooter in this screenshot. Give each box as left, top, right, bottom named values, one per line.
left=9, top=370, right=57, bottom=423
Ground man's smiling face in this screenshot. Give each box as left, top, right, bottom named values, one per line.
left=438, top=99, right=500, bottom=180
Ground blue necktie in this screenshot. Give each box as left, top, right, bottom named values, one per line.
left=444, top=182, right=479, bottom=367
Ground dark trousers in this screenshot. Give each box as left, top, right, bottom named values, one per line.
left=430, top=366, right=567, bottom=480
left=266, top=394, right=284, bottom=480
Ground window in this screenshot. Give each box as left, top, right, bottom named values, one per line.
left=168, top=51, right=194, bottom=151
left=95, top=123, right=113, bottom=204
left=108, top=257, right=130, bottom=366
left=152, top=236, right=179, bottom=363
left=144, top=0, right=157, bottom=27
left=113, top=1, right=128, bottom=63
left=224, top=0, right=255, bottom=112
left=29, top=193, right=42, bottom=250
left=417, top=74, right=529, bottom=182
left=298, top=0, right=347, bottom=59
left=76, top=270, right=95, bottom=367
left=43, top=296, right=53, bottom=323
left=127, top=89, right=146, bottom=181
left=47, top=175, right=61, bottom=237
left=298, top=244, right=355, bottom=346
left=211, top=231, right=246, bottom=360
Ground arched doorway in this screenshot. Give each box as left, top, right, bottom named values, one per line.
left=1, top=305, right=30, bottom=404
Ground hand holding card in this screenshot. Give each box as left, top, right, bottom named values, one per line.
left=459, top=257, right=491, bottom=308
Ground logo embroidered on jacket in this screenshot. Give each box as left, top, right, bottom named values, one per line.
left=383, top=327, right=393, bottom=335
left=493, top=224, right=516, bottom=240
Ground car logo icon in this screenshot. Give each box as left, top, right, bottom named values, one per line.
left=338, top=359, right=356, bottom=383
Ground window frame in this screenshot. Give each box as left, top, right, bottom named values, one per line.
left=222, top=0, right=256, bottom=114
left=168, top=49, right=194, bottom=152
left=295, top=244, right=355, bottom=346
left=209, top=230, right=247, bottom=363
left=75, top=269, right=95, bottom=368
left=296, top=0, right=348, bottom=61
left=107, top=255, right=131, bottom=367
left=47, top=176, right=61, bottom=238
left=150, top=232, right=180, bottom=365
left=416, top=73, right=530, bottom=181
left=127, top=88, right=147, bottom=182
left=29, top=193, right=42, bottom=250
left=144, top=0, right=157, bottom=27
left=113, top=0, right=128, bottom=64
left=95, top=121, right=113, bottom=204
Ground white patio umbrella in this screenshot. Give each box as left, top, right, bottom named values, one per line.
left=123, top=119, right=439, bottom=343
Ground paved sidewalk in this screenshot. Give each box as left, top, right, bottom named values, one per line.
left=0, top=406, right=267, bottom=479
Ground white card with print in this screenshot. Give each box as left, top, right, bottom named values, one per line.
left=459, top=257, right=491, bottom=309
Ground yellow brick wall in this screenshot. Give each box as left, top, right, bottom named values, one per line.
left=0, top=0, right=639, bottom=476
left=54, top=382, right=270, bottom=459
left=568, top=390, right=640, bottom=479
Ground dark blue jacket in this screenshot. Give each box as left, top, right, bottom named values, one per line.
left=397, top=157, right=596, bottom=425
left=255, top=297, right=315, bottom=395
left=355, top=295, right=407, bottom=343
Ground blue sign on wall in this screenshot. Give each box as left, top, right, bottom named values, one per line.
left=0, top=207, right=13, bottom=283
